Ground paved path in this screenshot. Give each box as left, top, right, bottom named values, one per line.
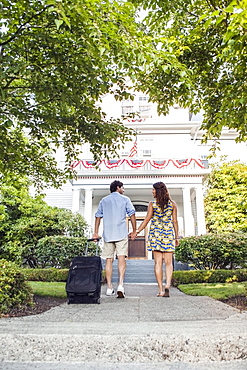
left=0, top=284, right=246, bottom=369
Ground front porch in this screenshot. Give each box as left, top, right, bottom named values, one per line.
left=70, top=157, right=209, bottom=259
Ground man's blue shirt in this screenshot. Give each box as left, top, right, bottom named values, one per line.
left=95, top=191, right=135, bottom=242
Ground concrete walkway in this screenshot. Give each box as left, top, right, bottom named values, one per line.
left=0, top=284, right=247, bottom=369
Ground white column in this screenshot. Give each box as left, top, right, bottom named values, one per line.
left=182, top=187, right=194, bottom=236
left=84, top=188, right=93, bottom=226
left=194, top=186, right=206, bottom=235
left=72, top=188, right=81, bottom=213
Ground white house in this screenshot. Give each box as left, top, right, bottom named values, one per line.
left=42, top=92, right=247, bottom=259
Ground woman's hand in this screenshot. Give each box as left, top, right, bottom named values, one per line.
left=129, top=231, right=138, bottom=240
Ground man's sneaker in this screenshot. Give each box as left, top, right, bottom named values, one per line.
left=106, top=288, right=115, bottom=296
left=117, top=285, right=125, bottom=298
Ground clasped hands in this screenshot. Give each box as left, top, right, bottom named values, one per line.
left=129, top=231, right=138, bottom=241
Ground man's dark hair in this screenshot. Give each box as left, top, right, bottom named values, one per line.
left=110, top=180, right=123, bottom=193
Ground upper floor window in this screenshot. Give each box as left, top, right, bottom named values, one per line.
left=142, top=149, right=152, bottom=157
left=139, top=96, right=152, bottom=118
left=122, top=99, right=134, bottom=116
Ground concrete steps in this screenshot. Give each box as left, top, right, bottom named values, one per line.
left=112, top=259, right=156, bottom=283
left=102, top=258, right=190, bottom=284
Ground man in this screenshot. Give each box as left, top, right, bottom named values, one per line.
left=93, top=180, right=136, bottom=298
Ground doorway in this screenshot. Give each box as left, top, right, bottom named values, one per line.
left=128, top=218, right=147, bottom=258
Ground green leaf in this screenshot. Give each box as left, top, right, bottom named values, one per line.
left=54, top=19, right=63, bottom=29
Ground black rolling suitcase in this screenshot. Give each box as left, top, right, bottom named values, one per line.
left=66, top=238, right=102, bottom=304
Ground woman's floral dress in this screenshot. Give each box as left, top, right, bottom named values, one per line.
left=147, top=200, right=175, bottom=252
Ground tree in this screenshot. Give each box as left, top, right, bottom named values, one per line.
left=0, top=176, right=89, bottom=265
left=131, top=0, right=247, bottom=143
left=204, top=160, right=247, bottom=233
left=0, top=0, right=153, bottom=187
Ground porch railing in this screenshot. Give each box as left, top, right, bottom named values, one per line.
left=71, top=158, right=209, bottom=175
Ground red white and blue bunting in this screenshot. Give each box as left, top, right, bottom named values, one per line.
left=71, top=158, right=206, bottom=170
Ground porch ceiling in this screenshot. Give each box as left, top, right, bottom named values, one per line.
left=92, top=186, right=181, bottom=200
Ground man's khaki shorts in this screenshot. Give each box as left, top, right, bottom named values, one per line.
left=101, top=236, right=128, bottom=259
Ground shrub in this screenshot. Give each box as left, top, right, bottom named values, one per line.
left=35, top=236, right=100, bottom=268
left=23, top=266, right=247, bottom=287
left=0, top=259, right=33, bottom=315
left=24, top=268, right=69, bottom=282
left=175, top=233, right=247, bottom=270
left=172, top=268, right=247, bottom=287
left=0, top=180, right=90, bottom=268
left=0, top=240, right=23, bottom=266
left=24, top=267, right=106, bottom=284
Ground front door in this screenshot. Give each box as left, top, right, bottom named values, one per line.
left=128, top=219, right=147, bottom=258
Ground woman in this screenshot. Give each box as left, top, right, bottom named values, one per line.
left=133, top=182, right=179, bottom=297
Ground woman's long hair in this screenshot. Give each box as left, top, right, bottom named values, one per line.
left=153, top=182, right=171, bottom=211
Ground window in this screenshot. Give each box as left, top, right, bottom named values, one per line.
left=139, top=138, right=153, bottom=157
left=120, top=151, right=129, bottom=157
left=122, top=99, right=134, bottom=115
left=142, top=149, right=151, bottom=157
left=200, top=155, right=209, bottom=168
left=139, top=96, right=152, bottom=118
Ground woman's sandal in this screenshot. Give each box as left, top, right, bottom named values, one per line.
left=164, top=288, right=170, bottom=297
left=157, top=292, right=165, bottom=297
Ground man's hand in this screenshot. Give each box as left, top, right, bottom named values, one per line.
left=129, top=231, right=137, bottom=241
left=92, top=233, right=100, bottom=242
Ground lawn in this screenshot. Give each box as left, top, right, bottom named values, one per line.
left=28, top=281, right=67, bottom=299
left=28, top=281, right=247, bottom=300
left=178, top=281, right=247, bottom=300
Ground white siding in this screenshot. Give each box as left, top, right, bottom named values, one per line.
left=43, top=182, right=73, bottom=210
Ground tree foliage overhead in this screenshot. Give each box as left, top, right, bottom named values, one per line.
left=131, top=0, right=247, bottom=142
left=204, top=160, right=247, bottom=233
left=0, top=0, right=153, bottom=186
left=1, top=0, right=246, bottom=187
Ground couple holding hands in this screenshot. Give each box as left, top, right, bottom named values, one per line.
left=92, top=180, right=179, bottom=299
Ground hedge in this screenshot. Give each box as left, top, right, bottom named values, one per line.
left=23, top=267, right=247, bottom=286
left=24, top=267, right=69, bottom=282
left=172, top=268, right=247, bottom=287
left=0, top=259, right=33, bottom=315
left=175, top=233, right=247, bottom=270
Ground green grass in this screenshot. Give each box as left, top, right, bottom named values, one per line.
left=28, top=281, right=247, bottom=301
left=28, top=281, right=67, bottom=299
left=178, top=281, right=247, bottom=300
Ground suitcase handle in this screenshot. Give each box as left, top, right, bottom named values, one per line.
left=86, top=237, right=101, bottom=256
left=87, top=238, right=101, bottom=242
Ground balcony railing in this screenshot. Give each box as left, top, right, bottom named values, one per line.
left=71, top=158, right=209, bottom=176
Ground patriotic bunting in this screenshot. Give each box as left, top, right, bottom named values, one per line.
left=80, top=160, right=102, bottom=169
left=103, top=159, right=125, bottom=169
left=127, top=159, right=146, bottom=168
left=72, top=158, right=206, bottom=170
